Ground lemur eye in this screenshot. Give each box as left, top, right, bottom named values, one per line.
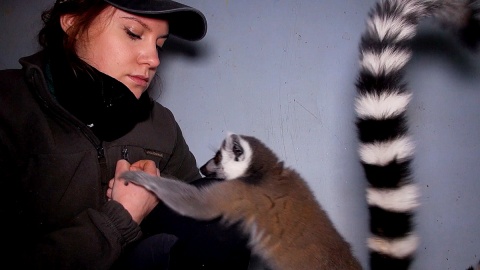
left=232, top=141, right=243, bottom=159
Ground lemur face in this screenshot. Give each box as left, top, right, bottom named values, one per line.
left=200, top=133, right=252, bottom=180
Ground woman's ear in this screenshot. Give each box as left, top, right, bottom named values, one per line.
left=60, top=14, right=76, bottom=34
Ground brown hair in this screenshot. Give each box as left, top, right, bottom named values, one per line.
left=38, top=0, right=109, bottom=68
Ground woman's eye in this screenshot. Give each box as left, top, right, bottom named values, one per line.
left=125, top=28, right=141, bottom=40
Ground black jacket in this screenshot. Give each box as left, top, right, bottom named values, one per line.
left=0, top=51, right=201, bottom=269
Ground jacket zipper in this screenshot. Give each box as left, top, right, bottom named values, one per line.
left=97, top=144, right=108, bottom=186
left=121, top=146, right=129, bottom=161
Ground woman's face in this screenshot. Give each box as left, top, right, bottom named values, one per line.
left=64, top=7, right=169, bottom=98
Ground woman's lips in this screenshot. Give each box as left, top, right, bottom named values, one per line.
left=129, top=75, right=149, bottom=87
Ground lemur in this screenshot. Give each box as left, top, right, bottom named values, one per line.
left=122, top=133, right=362, bottom=270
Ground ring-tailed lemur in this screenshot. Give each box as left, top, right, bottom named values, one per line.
left=122, top=133, right=362, bottom=270
left=355, top=0, right=479, bottom=269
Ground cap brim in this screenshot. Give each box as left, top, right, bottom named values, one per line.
left=104, top=0, right=207, bottom=41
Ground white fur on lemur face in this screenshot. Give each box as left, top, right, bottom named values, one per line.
left=220, top=134, right=253, bottom=180
left=202, top=133, right=253, bottom=180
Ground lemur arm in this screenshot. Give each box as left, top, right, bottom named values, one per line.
left=121, top=171, right=221, bottom=220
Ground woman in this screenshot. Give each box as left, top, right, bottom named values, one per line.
left=0, top=0, right=250, bottom=269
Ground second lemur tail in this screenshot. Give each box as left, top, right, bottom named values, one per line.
left=355, top=0, right=480, bottom=269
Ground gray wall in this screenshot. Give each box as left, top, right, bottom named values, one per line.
left=2, top=1, right=480, bottom=269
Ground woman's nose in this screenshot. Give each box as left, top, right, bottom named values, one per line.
left=138, top=45, right=160, bottom=68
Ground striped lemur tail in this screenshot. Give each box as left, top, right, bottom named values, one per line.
left=355, top=0, right=480, bottom=269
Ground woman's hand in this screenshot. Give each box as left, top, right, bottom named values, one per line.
left=107, top=159, right=160, bottom=224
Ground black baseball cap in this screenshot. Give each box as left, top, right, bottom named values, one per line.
left=103, top=0, right=207, bottom=41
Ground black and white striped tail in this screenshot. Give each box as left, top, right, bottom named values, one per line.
left=355, top=0, right=480, bottom=269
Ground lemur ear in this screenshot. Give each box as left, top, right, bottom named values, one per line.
left=224, top=132, right=236, bottom=150
left=225, top=131, right=235, bottom=138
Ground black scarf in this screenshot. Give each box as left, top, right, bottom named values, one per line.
left=48, top=52, right=153, bottom=142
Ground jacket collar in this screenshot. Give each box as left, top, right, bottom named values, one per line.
left=20, top=51, right=153, bottom=142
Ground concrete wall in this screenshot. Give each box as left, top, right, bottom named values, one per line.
left=1, top=1, right=479, bottom=269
